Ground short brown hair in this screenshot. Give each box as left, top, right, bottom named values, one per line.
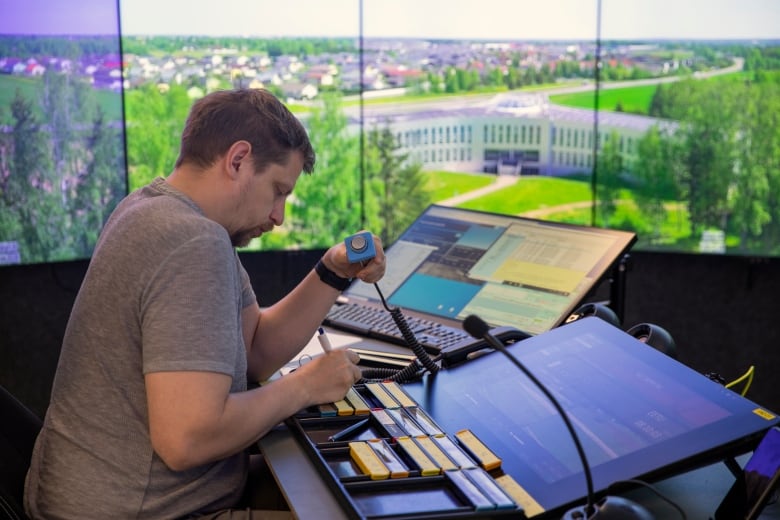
left=174, top=88, right=315, bottom=175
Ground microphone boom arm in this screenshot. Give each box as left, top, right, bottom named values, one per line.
left=462, top=314, right=596, bottom=517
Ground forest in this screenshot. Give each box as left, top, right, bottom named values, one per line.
left=0, top=70, right=126, bottom=264
left=596, top=68, right=780, bottom=256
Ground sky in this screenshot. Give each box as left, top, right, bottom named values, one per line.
left=0, top=0, right=778, bottom=40
left=0, top=0, right=121, bottom=35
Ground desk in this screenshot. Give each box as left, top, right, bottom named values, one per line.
left=267, top=327, right=780, bottom=519
left=261, top=427, right=345, bottom=518
left=259, top=424, right=780, bottom=519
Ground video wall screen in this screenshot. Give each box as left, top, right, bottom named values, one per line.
left=0, top=0, right=127, bottom=265
left=594, top=0, right=780, bottom=256
left=1, top=0, right=779, bottom=265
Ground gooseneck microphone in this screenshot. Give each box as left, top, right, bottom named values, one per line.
left=462, top=315, right=654, bottom=520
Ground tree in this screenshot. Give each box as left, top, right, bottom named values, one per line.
left=271, top=92, right=362, bottom=249
left=364, top=122, right=431, bottom=245
left=729, top=80, right=780, bottom=253
left=633, top=125, right=682, bottom=241
left=5, top=90, right=59, bottom=262
left=124, top=84, right=192, bottom=190
left=72, top=107, right=126, bottom=255
left=594, top=131, right=623, bottom=227
left=678, top=82, right=737, bottom=237
left=444, top=67, right=459, bottom=94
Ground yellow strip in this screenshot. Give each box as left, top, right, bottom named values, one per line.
left=381, top=381, right=418, bottom=408
left=414, top=435, right=457, bottom=471
left=366, top=382, right=400, bottom=409
left=345, top=387, right=371, bottom=415
left=754, top=408, right=776, bottom=420
left=397, top=436, right=440, bottom=476
left=456, top=429, right=502, bottom=471
left=332, top=398, right=354, bottom=416
left=495, top=474, right=545, bottom=517
left=349, top=441, right=389, bottom=480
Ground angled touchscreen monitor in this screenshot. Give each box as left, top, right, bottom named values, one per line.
left=345, top=204, right=636, bottom=335
left=404, top=317, right=780, bottom=517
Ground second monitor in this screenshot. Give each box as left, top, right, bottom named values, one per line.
left=331, top=204, right=636, bottom=340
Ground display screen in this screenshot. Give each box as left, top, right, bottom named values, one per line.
left=2, top=0, right=779, bottom=265
left=715, top=425, right=780, bottom=520
left=0, top=0, right=127, bottom=265
left=404, top=317, right=780, bottom=515
left=345, top=205, right=635, bottom=334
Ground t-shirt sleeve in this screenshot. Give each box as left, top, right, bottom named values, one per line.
left=236, top=253, right=256, bottom=310
left=141, top=234, right=244, bottom=376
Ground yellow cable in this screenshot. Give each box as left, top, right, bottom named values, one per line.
left=725, top=365, right=755, bottom=396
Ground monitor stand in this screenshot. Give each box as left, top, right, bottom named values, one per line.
left=606, top=253, right=631, bottom=324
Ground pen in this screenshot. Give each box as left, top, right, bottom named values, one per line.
left=317, top=327, right=333, bottom=353
left=329, top=418, right=370, bottom=442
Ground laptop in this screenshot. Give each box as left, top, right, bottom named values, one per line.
left=324, top=204, right=636, bottom=357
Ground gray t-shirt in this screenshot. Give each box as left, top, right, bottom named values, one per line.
left=25, top=178, right=257, bottom=519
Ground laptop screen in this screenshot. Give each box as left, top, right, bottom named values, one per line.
left=345, top=205, right=636, bottom=335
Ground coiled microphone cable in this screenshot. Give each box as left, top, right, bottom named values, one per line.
left=358, top=282, right=440, bottom=383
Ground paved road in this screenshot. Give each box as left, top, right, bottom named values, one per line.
left=339, top=57, right=744, bottom=121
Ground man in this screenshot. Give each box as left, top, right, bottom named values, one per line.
left=24, top=88, right=385, bottom=519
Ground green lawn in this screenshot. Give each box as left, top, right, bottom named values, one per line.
left=423, top=170, right=703, bottom=249
left=455, top=176, right=593, bottom=214
left=0, top=75, right=124, bottom=124
left=549, top=84, right=659, bottom=115
left=424, top=171, right=494, bottom=201
left=424, top=170, right=594, bottom=218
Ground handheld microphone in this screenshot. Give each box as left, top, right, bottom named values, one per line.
left=462, top=315, right=654, bottom=520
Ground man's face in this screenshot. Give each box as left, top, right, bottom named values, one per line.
left=229, top=151, right=304, bottom=248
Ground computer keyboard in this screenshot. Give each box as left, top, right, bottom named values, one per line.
left=323, top=303, right=472, bottom=354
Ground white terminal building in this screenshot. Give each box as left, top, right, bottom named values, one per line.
left=359, top=93, right=677, bottom=177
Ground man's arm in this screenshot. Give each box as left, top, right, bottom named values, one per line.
left=244, top=235, right=385, bottom=381
left=241, top=270, right=341, bottom=381
left=145, top=347, right=361, bottom=471
left=144, top=235, right=383, bottom=472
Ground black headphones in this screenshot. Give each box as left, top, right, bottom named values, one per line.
left=566, top=303, right=677, bottom=359
left=626, top=323, right=677, bottom=359
left=565, top=302, right=621, bottom=328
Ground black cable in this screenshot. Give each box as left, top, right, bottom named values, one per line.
left=358, top=282, right=440, bottom=383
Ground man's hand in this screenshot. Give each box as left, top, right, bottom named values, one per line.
left=321, top=231, right=385, bottom=284
left=287, top=347, right=363, bottom=405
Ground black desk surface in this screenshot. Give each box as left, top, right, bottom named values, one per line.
left=260, top=426, right=780, bottom=519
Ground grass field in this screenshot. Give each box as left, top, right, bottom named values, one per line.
left=549, top=84, right=659, bottom=115
left=0, top=75, right=124, bottom=124
left=424, top=170, right=494, bottom=201
left=424, top=169, right=695, bottom=248
left=455, top=176, right=593, bottom=215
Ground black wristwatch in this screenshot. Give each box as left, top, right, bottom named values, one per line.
left=315, top=259, right=352, bottom=291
